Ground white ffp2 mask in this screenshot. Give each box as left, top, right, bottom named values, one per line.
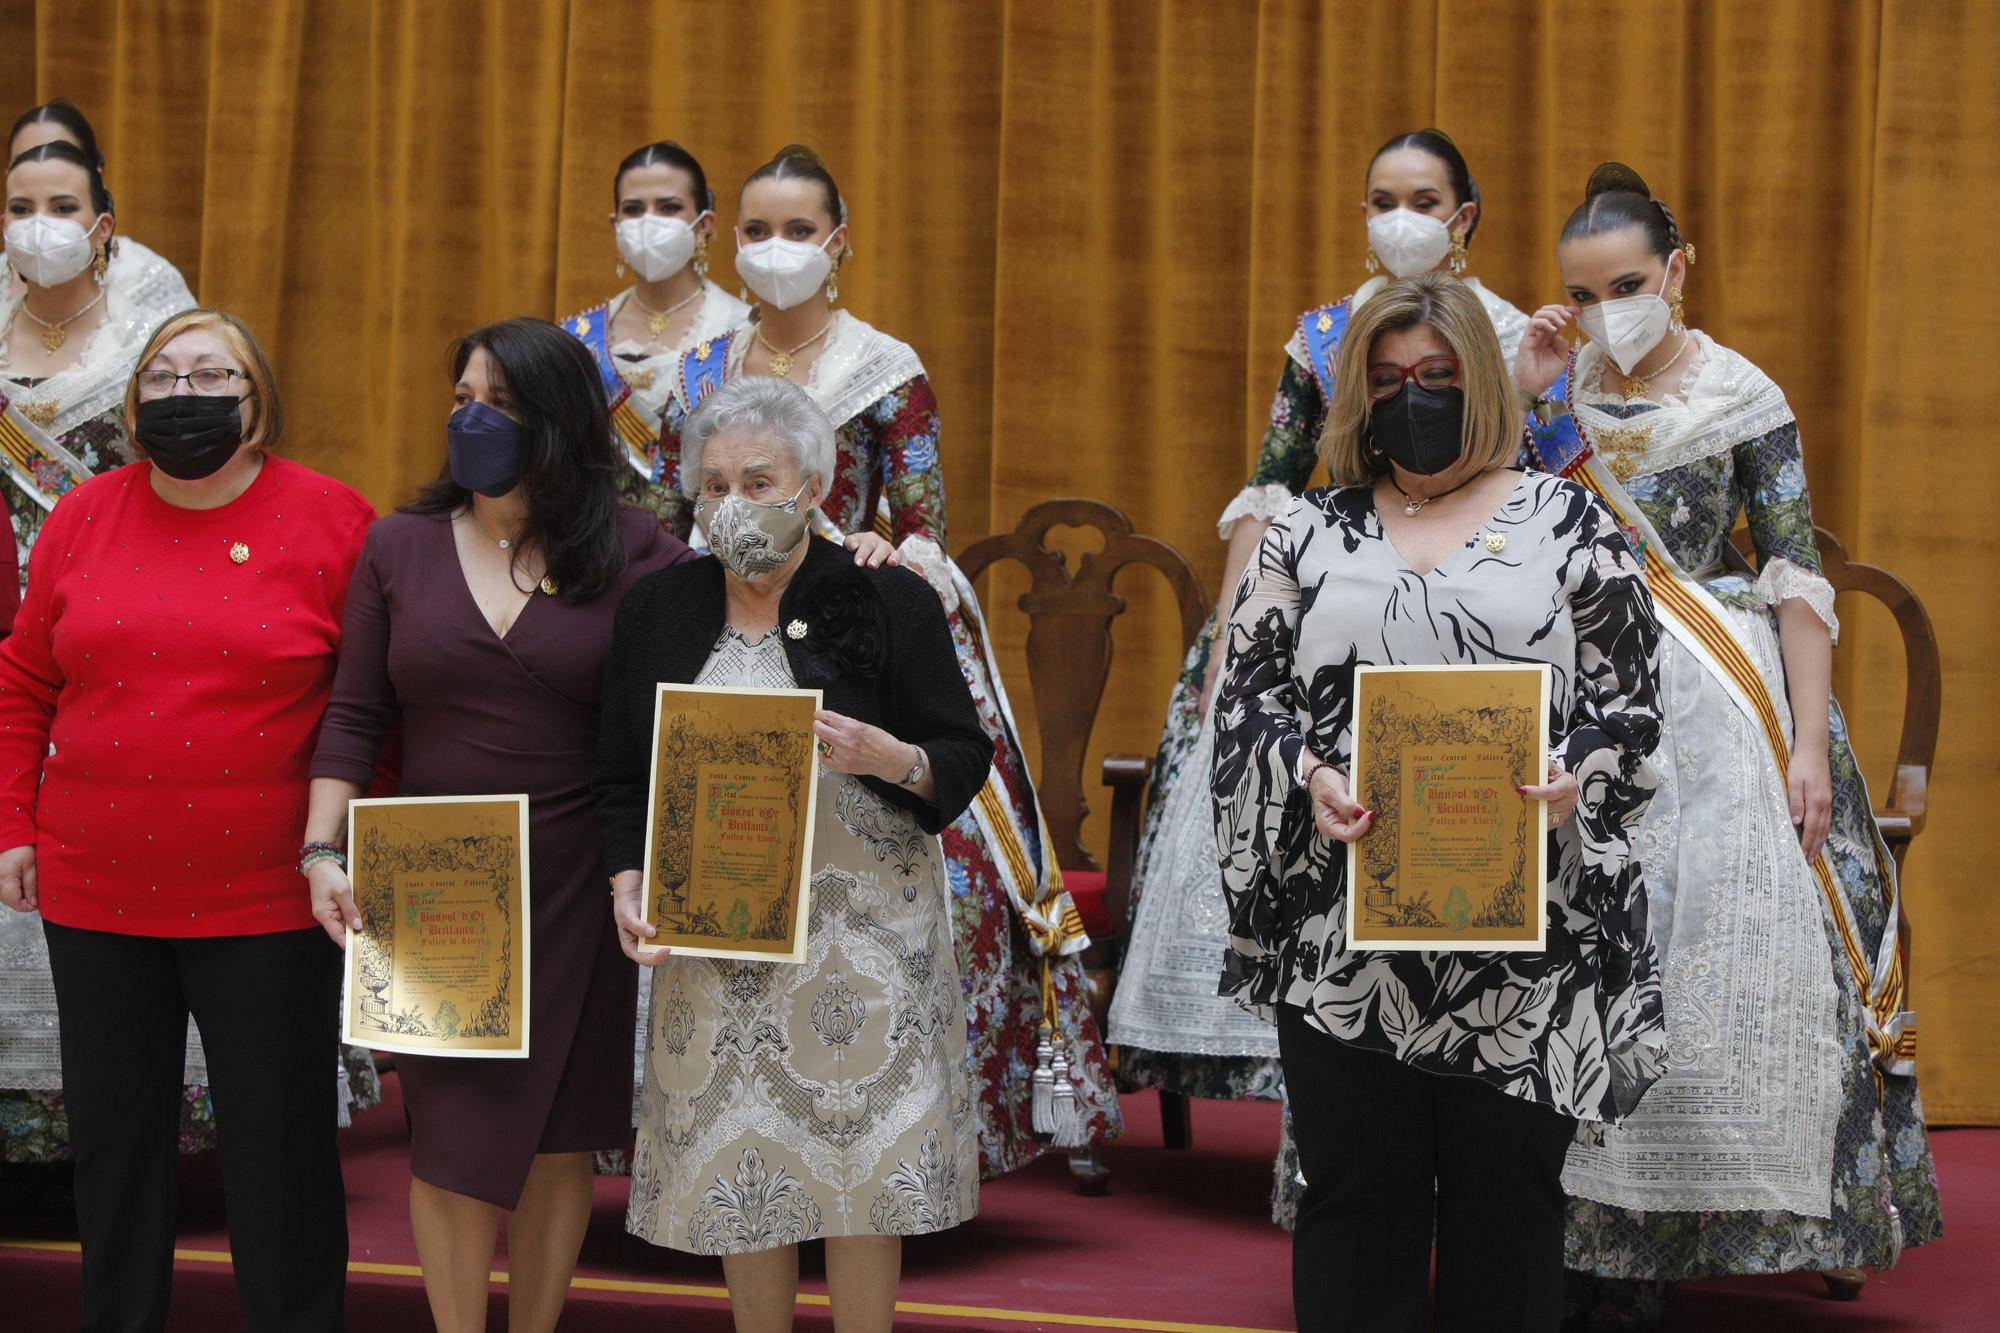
left=617, top=212, right=705, bottom=282
left=1367, top=208, right=1456, bottom=278
left=4, top=214, right=95, bottom=288
left=1577, top=267, right=1674, bottom=375
left=735, top=233, right=837, bottom=310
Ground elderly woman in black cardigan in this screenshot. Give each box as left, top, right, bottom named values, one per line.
left=594, top=375, right=990, bottom=1333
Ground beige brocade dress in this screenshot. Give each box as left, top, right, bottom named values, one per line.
left=626, top=626, right=979, bottom=1255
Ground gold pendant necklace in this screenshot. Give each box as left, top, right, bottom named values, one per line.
left=756, top=321, right=832, bottom=377
left=15, top=288, right=106, bottom=352
left=629, top=286, right=702, bottom=339
left=1619, top=332, right=1692, bottom=402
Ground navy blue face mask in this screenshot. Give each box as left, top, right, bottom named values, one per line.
left=446, top=400, right=525, bottom=498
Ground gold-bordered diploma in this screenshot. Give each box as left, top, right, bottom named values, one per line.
left=341, top=795, right=532, bottom=1058
left=1346, top=664, right=1551, bottom=952
left=641, top=683, right=823, bottom=964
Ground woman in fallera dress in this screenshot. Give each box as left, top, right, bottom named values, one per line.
left=7, top=100, right=194, bottom=328
left=1108, top=128, right=1529, bottom=1200
left=649, top=144, right=1119, bottom=1176
left=563, top=140, right=749, bottom=515
left=1511, top=164, right=1941, bottom=1329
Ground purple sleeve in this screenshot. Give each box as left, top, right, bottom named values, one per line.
left=310, top=530, right=396, bottom=785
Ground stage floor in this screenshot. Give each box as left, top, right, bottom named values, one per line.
left=2, top=1074, right=1992, bottom=1330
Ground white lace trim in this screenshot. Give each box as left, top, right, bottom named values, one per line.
left=1218, top=483, right=1293, bottom=539
left=894, top=533, right=959, bottom=612
left=1572, top=334, right=1797, bottom=481
left=1281, top=276, right=1528, bottom=379
left=719, top=310, right=924, bottom=431
left=0, top=286, right=156, bottom=434
left=1754, top=556, right=1840, bottom=642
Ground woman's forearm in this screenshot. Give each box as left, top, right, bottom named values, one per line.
left=303, top=777, right=365, bottom=848
left=1776, top=598, right=1833, bottom=747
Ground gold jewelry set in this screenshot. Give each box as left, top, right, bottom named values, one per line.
left=12, top=286, right=105, bottom=353
left=629, top=284, right=702, bottom=340
left=756, top=320, right=833, bottom=377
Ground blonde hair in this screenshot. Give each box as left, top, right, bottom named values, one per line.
left=123, top=308, right=285, bottom=451
left=1319, top=273, right=1516, bottom=487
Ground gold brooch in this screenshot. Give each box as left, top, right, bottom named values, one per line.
left=228, top=542, right=250, bottom=565
left=618, top=367, right=654, bottom=391
left=1316, top=311, right=1333, bottom=333
left=694, top=339, right=712, bottom=362
left=786, top=619, right=808, bottom=640
left=572, top=316, right=589, bottom=336
left=21, top=399, right=60, bottom=428
left=540, top=575, right=559, bottom=596
left=1483, top=533, right=1508, bottom=553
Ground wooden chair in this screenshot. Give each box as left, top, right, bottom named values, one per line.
left=959, top=499, right=1208, bottom=1194
left=1730, top=524, right=1941, bottom=1302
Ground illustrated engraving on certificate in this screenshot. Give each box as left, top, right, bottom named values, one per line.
left=343, top=795, right=531, bottom=1057
left=1348, top=665, right=1550, bottom=952
left=643, top=685, right=822, bottom=963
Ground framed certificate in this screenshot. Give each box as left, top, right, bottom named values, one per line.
left=341, top=794, right=531, bottom=1057
left=641, top=683, right=823, bottom=963
left=1346, top=664, right=1551, bottom=952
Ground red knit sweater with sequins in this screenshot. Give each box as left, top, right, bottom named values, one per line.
left=0, top=457, right=375, bottom=936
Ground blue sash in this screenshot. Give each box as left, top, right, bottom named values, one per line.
left=563, top=304, right=627, bottom=408
left=1297, top=300, right=1351, bottom=401
left=680, top=331, right=735, bottom=409
left=1523, top=361, right=1591, bottom=477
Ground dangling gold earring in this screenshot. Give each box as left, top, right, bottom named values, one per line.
left=826, top=258, right=840, bottom=306
left=694, top=234, right=710, bottom=280
left=1364, top=245, right=1380, bottom=275
left=1668, top=288, right=1686, bottom=334
left=1448, top=230, right=1468, bottom=275
left=1682, top=241, right=1697, bottom=267
left=739, top=283, right=753, bottom=305
left=616, top=260, right=626, bottom=280
left=93, top=245, right=109, bottom=285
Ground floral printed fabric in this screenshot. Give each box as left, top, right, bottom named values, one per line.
left=1211, top=475, right=1668, bottom=1123
left=1546, top=389, right=1942, bottom=1277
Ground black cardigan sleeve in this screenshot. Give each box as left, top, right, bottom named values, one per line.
left=593, top=581, right=659, bottom=876
left=860, top=567, right=992, bottom=834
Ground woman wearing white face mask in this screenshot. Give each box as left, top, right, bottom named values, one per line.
left=0, top=141, right=164, bottom=603
left=596, top=375, right=989, bottom=1330
left=651, top=144, right=1124, bottom=1183
left=7, top=99, right=195, bottom=326
left=1512, top=163, right=1940, bottom=1326
left=1109, top=127, right=1530, bottom=1199
left=563, top=140, right=748, bottom=512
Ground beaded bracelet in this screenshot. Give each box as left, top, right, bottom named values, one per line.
left=298, top=844, right=348, bottom=876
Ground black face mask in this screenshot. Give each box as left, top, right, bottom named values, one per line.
left=134, top=395, right=246, bottom=481
left=446, top=401, right=526, bottom=499
left=1369, top=382, right=1466, bottom=477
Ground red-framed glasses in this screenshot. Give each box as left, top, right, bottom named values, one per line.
left=1366, top=355, right=1461, bottom=401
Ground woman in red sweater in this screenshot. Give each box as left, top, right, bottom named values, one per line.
left=0, top=308, right=374, bottom=1332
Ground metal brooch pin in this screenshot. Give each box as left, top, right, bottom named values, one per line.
left=228, top=542, right=250, bottom=565
left=786, top=619, right=808, bottom=640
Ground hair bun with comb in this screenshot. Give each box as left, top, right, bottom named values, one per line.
left=1585, top=161, right=1652, bottom=200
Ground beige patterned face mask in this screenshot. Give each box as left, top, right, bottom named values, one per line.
left=696, top=481, right=811, bottom=579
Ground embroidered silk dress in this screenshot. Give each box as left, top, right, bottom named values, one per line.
left=1211, top=473, right=1668, bottom=1131
left=1538, top=334, right=1943, bottom=1279
left=563, top=280, right=750, bottom=514
left=625, top=626, right=978, bottom=1253
left=1111, top=276, right=1529, bottom=1107
left=651, top=310, right=1118, bottom=1177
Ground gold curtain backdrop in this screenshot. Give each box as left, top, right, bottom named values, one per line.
left=5, top=0, right=1995, bottom=1120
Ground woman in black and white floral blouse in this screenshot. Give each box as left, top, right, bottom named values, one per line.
left=1211, top=272, right=1667, bottom=1332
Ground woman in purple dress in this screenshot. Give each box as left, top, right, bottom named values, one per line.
left=299, top=317, right=693, bottom=1332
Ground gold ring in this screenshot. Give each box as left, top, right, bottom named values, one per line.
left=816, top=740, right=834, bottom=758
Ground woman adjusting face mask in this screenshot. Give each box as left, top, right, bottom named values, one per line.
left=1575, top=259, right=1678, bottom=375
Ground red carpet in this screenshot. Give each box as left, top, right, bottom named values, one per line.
left=1, top=1074, right=1992, bottom=1330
